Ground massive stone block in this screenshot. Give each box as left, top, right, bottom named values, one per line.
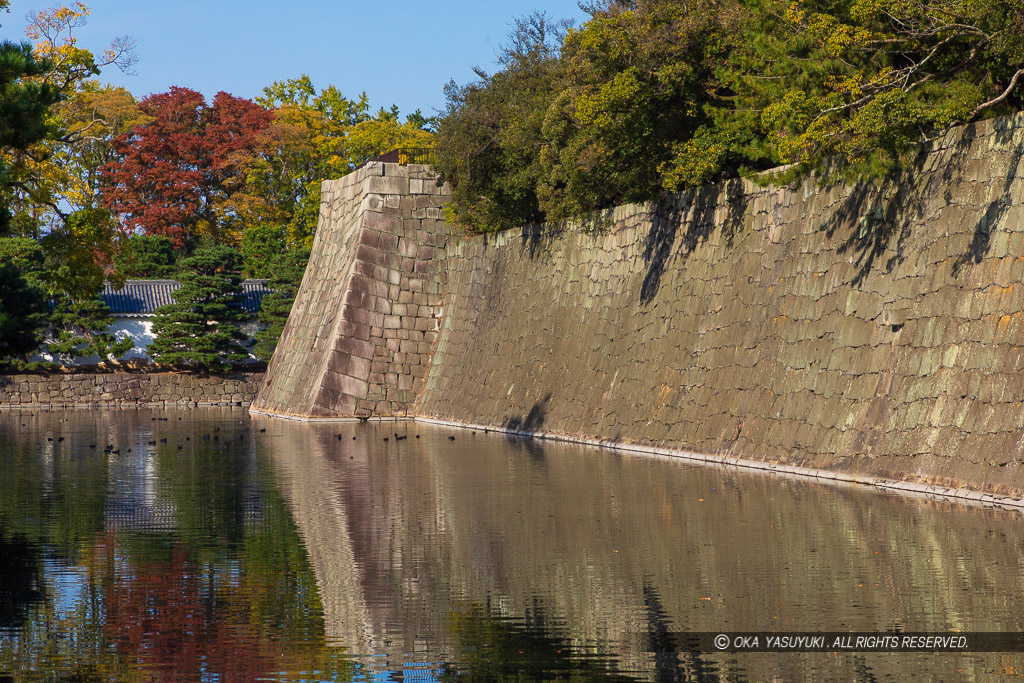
left=250, top=162, right=450, bottom=418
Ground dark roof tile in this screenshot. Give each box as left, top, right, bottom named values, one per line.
left=101, top=279, right=271, bottom=316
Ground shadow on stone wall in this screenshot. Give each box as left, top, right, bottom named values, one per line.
left=640, top=180, right=748, bottom=304
left=821, top=165, right=925, bottom=288
left=818, top=120, right=1023, bottom=285
left=503, top=393, right=551, bottom=435
left=953, top=130, right=1023, bottom=274
left=520, top=222, right=567, bottom=260
left=503, top=394, right=553, bottom=460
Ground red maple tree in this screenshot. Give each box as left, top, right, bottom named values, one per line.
left=100, top=87, right=273, bottom=247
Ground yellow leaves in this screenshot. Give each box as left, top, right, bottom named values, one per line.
left=826, top=71, right=865, bottom=98
left=573, top=14, right=634, bottom=57
left=18, top=86, right=147, bottom=218
left=785, top=1, right=805, bottom=25
left=849, top=0, right=886, bottom=23
left=346, top=119, right=434, bottom=166
left=659, top=139, right=724, bottom=190
left=64, top=86, right=152, bottom=137
left=573, top=68, right=642, bottom=127
left=787, top=0, right=880, bottom=56
left=25, top=2, right=89, bottom=44
left=23, top=3, right=135, bottom=96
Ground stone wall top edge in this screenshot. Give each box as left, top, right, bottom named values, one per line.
left=447, top=110, right=1024, bottom=251
left=0, top=371, right=264, bottom=380
left=321, top=162, right=448, bottom=195
left=326, top=112, right=1024, bottom=209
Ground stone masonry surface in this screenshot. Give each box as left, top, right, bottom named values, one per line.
left=418, top=113, right=1024, bottom=498
left=0, top=372, right=263, bottom=407
left=251, top=162, right=450, bottom=418
left=257, top=113, right=1024, bottom=498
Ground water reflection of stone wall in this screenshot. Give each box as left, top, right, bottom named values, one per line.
left=420, top=113, right=1024, bottom=498
left=261, top=419, right=1024, bottom=679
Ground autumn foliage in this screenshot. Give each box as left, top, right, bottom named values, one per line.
left=100, top=87, right=273, bottom=248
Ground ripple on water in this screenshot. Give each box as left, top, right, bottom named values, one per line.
left=0, top=408, right=1021, bottom=680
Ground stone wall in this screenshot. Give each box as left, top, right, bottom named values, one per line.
left=255, top=113, right=1024, bottom=497
left=251, top=162, right=450, bottom=418
left=0, top=372, right=263, bottom=407
left=418, top=113, right=1024, bottom=498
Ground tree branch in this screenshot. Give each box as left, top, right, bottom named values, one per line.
left=970, top=68, right=1024, bottom=117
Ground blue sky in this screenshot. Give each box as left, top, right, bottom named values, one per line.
left=1, top=1, right=589, bottom=117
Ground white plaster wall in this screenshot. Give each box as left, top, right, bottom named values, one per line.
left=30, top=316, right=266, bottom=366
left=112, top=318, right=155, bottom=360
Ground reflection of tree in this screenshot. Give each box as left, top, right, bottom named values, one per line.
left=0, top=410, right=353, bottom=680
left=0, top=430, right=108, bottom=561
left=0, top=535, right=128, bottom=680
left=97, top=437, right=354, bottom=681
left=442, top=605, right=638, bottom=682
left=153, top=439, right=254, bottom=558
left=104, top=544, right=274, bottom=680
left=100, top=523, right=351, bottom=680
left=0, top=535, right=43, bottom=629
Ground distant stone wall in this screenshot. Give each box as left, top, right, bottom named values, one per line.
left=0, top=372, right=263, bottom=407
left=251, top=162, right=450, bottom=418
left=418, top=113, right=1024, bottom=498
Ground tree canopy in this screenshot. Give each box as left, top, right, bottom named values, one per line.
left=100, top=87, right=274, bottom=247
left=433, top=0, right=1024, bottom=232
left=253, top=247, right=310, bottom=362
left=226, top=76, right=434, bottom=249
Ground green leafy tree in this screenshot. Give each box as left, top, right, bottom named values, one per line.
left=47, top=296, right=133, bottom=362
left=540, top=0, right=743, bottom=214
left=0, top=235, right=45, bottom=280
left=253, top=247, right=309, bottom=362
left=40, top=207, right=121, bottom=299
left=0, top=264, right=48, bottom=360
left=37, top=208, right=129, bottom=365
left=742, top=0, right=1024, bottom=179
left=113, top=234, right=177, bottom=278
left=231, top=76, right=372, bottom=249
left=404, top=108, right=435, bottom=131
left=345, top=105, right=435, bottom=167
left=228, top=76, right=435, bottom=250
left=434, top=0, right=1024, bottom=233
left=36, top=84, right=151, bottom=220
left=148, top=245, right=248, bottom=369
left=0, top=236, right=47, bottom=360
left=2, top=3, right=136, bottom=237
left=239, top=223, right=286, bottom=278
left=433, top=12, right=569, bottom=233
left=0, top=39, right=60, bottom=235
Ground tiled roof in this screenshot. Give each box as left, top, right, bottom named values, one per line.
left=241, top=279, right=272, bottom=313
left=101, top=279, right=271, bottom=316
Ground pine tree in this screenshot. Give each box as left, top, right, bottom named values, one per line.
left=0, top=262, right=48, bottom=360
left=113, top=234, right=178, bottom=278
left=253, top=248, right=309, bottom=362
left=149, top=245, right=248, bottom=369
left=47, top=296, right=134, bottom=363
left=0, top=40, right=61, bottom=236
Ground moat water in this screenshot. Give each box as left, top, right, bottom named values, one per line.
left=1, top=408, right=1022, bottom=681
